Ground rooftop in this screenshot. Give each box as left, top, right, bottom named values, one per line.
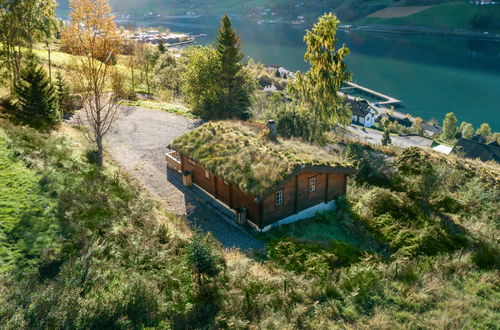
left=345, top=99, right=373, bottom=117
left=170, top=121, right=354, bottom=198
left=455, top=138, right=500, bottom=163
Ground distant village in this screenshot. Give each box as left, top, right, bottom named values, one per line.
left=264, top=64, right=500, bottom=163
left=125, top=29, right=195, bottom=46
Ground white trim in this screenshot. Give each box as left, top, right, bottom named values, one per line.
left=260, top=200, right=337, bottom=232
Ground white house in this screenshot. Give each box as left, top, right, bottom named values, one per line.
left=346, top=99, right=378, bottom=128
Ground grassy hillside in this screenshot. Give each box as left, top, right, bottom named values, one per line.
left=57, top=0, right=500, bottom=32
left=358, top=1, right=500, bottom=31
left=0, top=129, right=58, bottom=273
left=0, top=114, right=498, bottom=328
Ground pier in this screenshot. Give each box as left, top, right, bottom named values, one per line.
left=343, top=81, right=402, bottom=106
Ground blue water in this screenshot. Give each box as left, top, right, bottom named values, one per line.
left=129, top=17, right=500, bottom=130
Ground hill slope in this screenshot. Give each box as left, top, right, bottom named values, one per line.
left=56, top=0, right=500, bottom=32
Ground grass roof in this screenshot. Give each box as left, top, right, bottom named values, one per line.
left=170, top=121, right=353, bottom=198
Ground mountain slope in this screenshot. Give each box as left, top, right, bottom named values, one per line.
left=56, top=0, right=500, bottom=32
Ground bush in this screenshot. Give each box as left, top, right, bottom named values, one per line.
left=344, top=143, right=394, bottom=186
left=268, top=238, right=365, bottom=277
left=357, top=187, right=422, bottom=225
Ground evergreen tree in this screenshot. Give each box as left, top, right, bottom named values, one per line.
left=441, top=112, right=458, bottom=141
left=55, top=71, right=74, bottom=116
left=381, top=128, right=392, bottom=146
left=158, top=40, right=166, bottom=53
left=15, top=59, right=59, bottom=129
left=215, top=14, right=253, bottom=119
left=275, top=69, right=281, bottom=78
left=186, top=233, right=222, bottom=286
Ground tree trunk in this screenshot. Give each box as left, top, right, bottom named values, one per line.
left=46, top=41, right=52, bottom=81
left=96, top=135, right=104, bottom=167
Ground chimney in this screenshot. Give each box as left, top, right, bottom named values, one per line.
left=268, top=120, right=277, bottom=139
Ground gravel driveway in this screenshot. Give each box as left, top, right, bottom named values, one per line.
left=106, top=105, right=264, bottom=251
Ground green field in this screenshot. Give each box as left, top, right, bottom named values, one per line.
left=357, top=2, right=500, bottom=31
left=0, top=129, right=58, bottom=273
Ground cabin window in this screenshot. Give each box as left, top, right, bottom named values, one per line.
left=309, top=177, right=316, bottom=192
left=204, top=170, right=210, bottom=179
left=276, top=189, right=283, bottom=206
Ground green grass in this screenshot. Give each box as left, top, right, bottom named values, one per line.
left=119, top=100, right=196, bottom=118
left=0, top=129, right=58, bottom=273
left=260, top=212, right=356, bottom=243
left=357, top=2, right=500, bottom=31
left=0, top=116, right=499, bottom=328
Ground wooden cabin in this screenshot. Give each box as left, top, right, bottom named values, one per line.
left=167, top=121, right=356, bottom=232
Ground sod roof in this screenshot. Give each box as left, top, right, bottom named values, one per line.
left=170, top=121, right=355, bottom=198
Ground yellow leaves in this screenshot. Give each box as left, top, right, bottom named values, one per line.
left=61, top=0, right=122, bottom=63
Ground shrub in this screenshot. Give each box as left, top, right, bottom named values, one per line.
left=267, top=238, right=365, bottom=277
left=356, top=187, right=422, bottom=225
left=344, top=143, right=394, bottom=186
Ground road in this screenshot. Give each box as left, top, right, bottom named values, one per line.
left=347, top=125, right=433, bottom=149
left=105, top=105, right=264, bottom=251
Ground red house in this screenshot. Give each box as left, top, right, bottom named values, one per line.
left=167, top=121, right=356, bottom=232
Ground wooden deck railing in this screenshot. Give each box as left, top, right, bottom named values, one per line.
left=165, top=151, right=181, bottom=171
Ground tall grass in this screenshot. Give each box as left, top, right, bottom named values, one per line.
left=0, top=119, right=498, bottom=328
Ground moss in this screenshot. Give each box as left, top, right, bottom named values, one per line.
left=171, top=121, right=353, bottom=197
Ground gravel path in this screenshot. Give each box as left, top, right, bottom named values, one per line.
left=106, top=105, right=264, bottom=251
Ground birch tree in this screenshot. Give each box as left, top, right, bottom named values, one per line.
left=61, top=0, right=122, bottom=167
left=290, top=13, right=351, bottom=141
left=0, top=0, right=57, bottom=88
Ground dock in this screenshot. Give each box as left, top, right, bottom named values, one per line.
left=343, top=81, right=401, bottom=106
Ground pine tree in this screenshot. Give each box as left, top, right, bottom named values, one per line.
left=186, top=233, right=222, bottom=286
left=382, top=128, right=392, bottom=146
left=55, top=71, right=74, bottom=116
left=215, top=14, right=253, bottom=119
left=158, top=40, right=166, bottom=53
left=15, top=59, right=59, bottom=129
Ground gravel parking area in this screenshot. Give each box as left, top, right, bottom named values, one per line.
left=106, top=105, right=264, bottom=251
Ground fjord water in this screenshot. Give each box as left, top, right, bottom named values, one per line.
left=140, top=17, right=500, bottom=130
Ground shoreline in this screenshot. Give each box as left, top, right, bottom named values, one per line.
left=121, top=15, right=500, bottom=41
left=345, top=24, right=500, bottom=41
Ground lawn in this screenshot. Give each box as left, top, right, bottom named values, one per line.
left=120, top=99, right=195, bottom=117
left=0, top=128, right=59, bottom=273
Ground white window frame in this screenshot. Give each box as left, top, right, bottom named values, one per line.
left=204, top=170, right=210, bottom=179
left=276, top=189, right=283, bottom=206
left=188, top=158, right=196, bottom=165
left=309, top=176, right=317, bottom=192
